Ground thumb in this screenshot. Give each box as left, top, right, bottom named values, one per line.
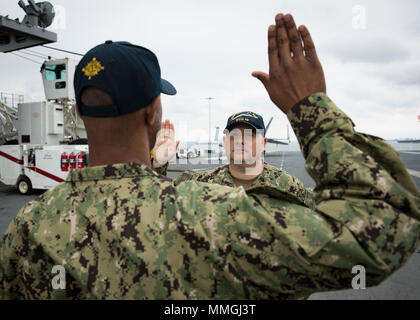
left=252, top=71, right=270, bottom=90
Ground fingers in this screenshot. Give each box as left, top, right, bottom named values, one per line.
left=161, top=119, right=176, bottom=141
left=275, top=14, right=292, bottom=65
left=157, top=121, right=166, bottom=141
left=168, top=121, right=175, bottom=140
left=251, top=71, right=270, bottom=90
left=284, top=14, right=304, bottom=59
left=161, top=120, right=168, bottom=130
left=163, top=120, right=170, bottom=139
left=298, top=25, right=318, bottom=61
left=267, top=25, right=280, bottom=70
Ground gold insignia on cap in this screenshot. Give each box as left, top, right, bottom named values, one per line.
left=231, top=112, right=258, bottom=120
left=82, top=57, right=104, bottom=80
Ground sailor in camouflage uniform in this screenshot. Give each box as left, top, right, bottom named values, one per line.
left=1, top=14, right=419, bottom=300
left=153, top=113, right=315, bottom=209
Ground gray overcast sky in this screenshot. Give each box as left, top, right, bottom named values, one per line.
left=1, top=0, right=420, bottom=142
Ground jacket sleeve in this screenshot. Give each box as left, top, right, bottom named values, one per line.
left=286, top=93, right=420, bottom=285
left=299, top=180, right=316, bottom=210
left=193, top=93, right=420, bottom=297
left=0, top=200, right=89, bottom=300
left=173, top=170, right=202, bottom=185
left=153, top=163, right=204, bottom=184
left=0, top=202, right=50, bottom=299
left=153, top=162, right=169, bottom=176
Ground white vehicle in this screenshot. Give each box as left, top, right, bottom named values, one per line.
left=0, top=144, right=88, bottom=194
left=189, top=142, right=224, bottom=159
left=176, top=146, right=199, bottom=159
left=0, top=2, right=88, bottom=194
left=0, top=56, right=89, bottom=194
left=177, top=127, right=224, bottom=159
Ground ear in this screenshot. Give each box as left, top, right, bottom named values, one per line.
left=145, top=95, right=162, bottom=126
left=264, top=137, right=267, bottom=148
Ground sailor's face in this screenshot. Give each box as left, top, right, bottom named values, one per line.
left=224, top=123, right=265, bottom=164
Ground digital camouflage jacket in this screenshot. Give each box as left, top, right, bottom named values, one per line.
left=1, top=93, right=419, bottom=299
left=164, top=162, right=316, bottom=210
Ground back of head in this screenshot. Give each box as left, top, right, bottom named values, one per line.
left=80, top=87, right=148, bottom=146
left=73, top=40, right=177, bottom=165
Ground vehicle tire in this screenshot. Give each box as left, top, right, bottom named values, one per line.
left=16, top=176, right=33, bottom=195
left=176, top=153, right=179, bottom=159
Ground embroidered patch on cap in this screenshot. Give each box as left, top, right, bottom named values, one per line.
left=231, top=112, right=258, bottom=121
left=82, top=57, right=105, bottom=80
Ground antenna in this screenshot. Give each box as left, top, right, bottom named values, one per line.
left=265, top=117, right=273, bottom=134
left=214, top=126, right=220, bottom=142
left=205, top=97, right=215, bottom=161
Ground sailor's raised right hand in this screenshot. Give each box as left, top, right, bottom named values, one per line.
left=152, top=120, right=179, bottom=168
left=252, top=13, right=326, bottom=114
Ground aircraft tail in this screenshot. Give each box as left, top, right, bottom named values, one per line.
left=214, top=126, right=220, bottom=142
left=265, top=117, right=273, bottom=134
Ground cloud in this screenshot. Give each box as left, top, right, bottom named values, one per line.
left=1, top=0, right=420, bottom=143
left=370, top=63, right=420, bottom=87
left=322, top=37, right=410, bottom=64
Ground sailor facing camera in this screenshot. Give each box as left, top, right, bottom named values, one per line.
left=1, top=14, right=419, bottom=300
left=154, top=112, right=315, bottom=209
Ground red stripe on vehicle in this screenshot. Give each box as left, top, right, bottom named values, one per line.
left=26, top=166, right=65, bottom=183
left=0, top=150, right=24, bottom=165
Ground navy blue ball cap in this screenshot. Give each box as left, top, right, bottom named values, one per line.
left=74, top=40, right=177, bottom=118
left=225, top=111, right=266, bottom=136
left=161, top=78, right=177, bottom=95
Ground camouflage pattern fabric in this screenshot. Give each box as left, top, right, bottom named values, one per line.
left=1, top=93, right=419, bottom=299
left=173, top=163, right=315, bottom=210
left=154, top=162, right=169, bottom=176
